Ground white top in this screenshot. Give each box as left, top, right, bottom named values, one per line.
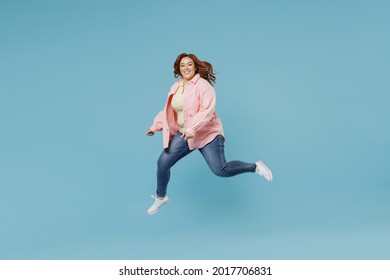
left=171, top=83, right=186, bottom=133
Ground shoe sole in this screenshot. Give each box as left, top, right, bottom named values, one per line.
left=258, top=161, right=273, bottom=182
left=147, top=198, right=169, bottom=215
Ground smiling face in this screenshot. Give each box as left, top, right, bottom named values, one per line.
left=179, top=56, right=196, bottom=81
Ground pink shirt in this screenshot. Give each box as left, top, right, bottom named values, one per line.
left=150, top=74, right=224, bottom=150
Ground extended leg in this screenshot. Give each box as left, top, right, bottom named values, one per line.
left=199, top=135, right=256, bottom=177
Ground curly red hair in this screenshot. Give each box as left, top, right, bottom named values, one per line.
left=173, top=53, right=216, bottom=86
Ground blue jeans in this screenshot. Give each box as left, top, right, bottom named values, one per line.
left=156, top=132, right=256, bottom=197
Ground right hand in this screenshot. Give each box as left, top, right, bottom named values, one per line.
left=146, top=129, right=154, bottom=136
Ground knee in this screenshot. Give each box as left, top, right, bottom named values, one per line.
left=157, top=156, right=165, bottom=170
left=211, top=165, right=229, bottom=177
left=157, top=154, right=170, bottom=170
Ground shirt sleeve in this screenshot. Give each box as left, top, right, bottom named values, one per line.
left=149, top=81, right=179, bottom=133
left=186, top=82, right=216, bottom=136
left=150, top=109, right=164, bottom=133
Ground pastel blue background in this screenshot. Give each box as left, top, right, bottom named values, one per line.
left=1, top=0, right=389, bottom=259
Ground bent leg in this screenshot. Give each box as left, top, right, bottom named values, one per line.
left=199, top=135, right=256, bottom=177
left=157, top=132, right=193, bottom=197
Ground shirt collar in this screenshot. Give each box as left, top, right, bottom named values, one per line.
left=189, top=73, right=201, bottom=84
left=171, top=73, right=201, bottom=94
left=179, top=73, right=200, bottom=85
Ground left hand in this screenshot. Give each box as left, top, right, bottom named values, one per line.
left=182, top=132, right=194, bottom=141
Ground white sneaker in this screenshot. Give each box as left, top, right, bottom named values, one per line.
left=255, top=160, right=273, bottom=182
left=147, top=195, right=169, bottom=215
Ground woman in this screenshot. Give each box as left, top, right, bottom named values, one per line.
left=146, top=53, right=273, bottom=215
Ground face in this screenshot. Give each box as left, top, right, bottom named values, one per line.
left=179, top=57, right=196, bottom=81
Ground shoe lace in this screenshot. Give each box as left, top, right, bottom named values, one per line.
left=150, top=195, right=163, bottom=206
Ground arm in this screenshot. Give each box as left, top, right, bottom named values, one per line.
left=148, top=82, right=179, bottom=135
left=147, top=110, right=164, bottom=136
